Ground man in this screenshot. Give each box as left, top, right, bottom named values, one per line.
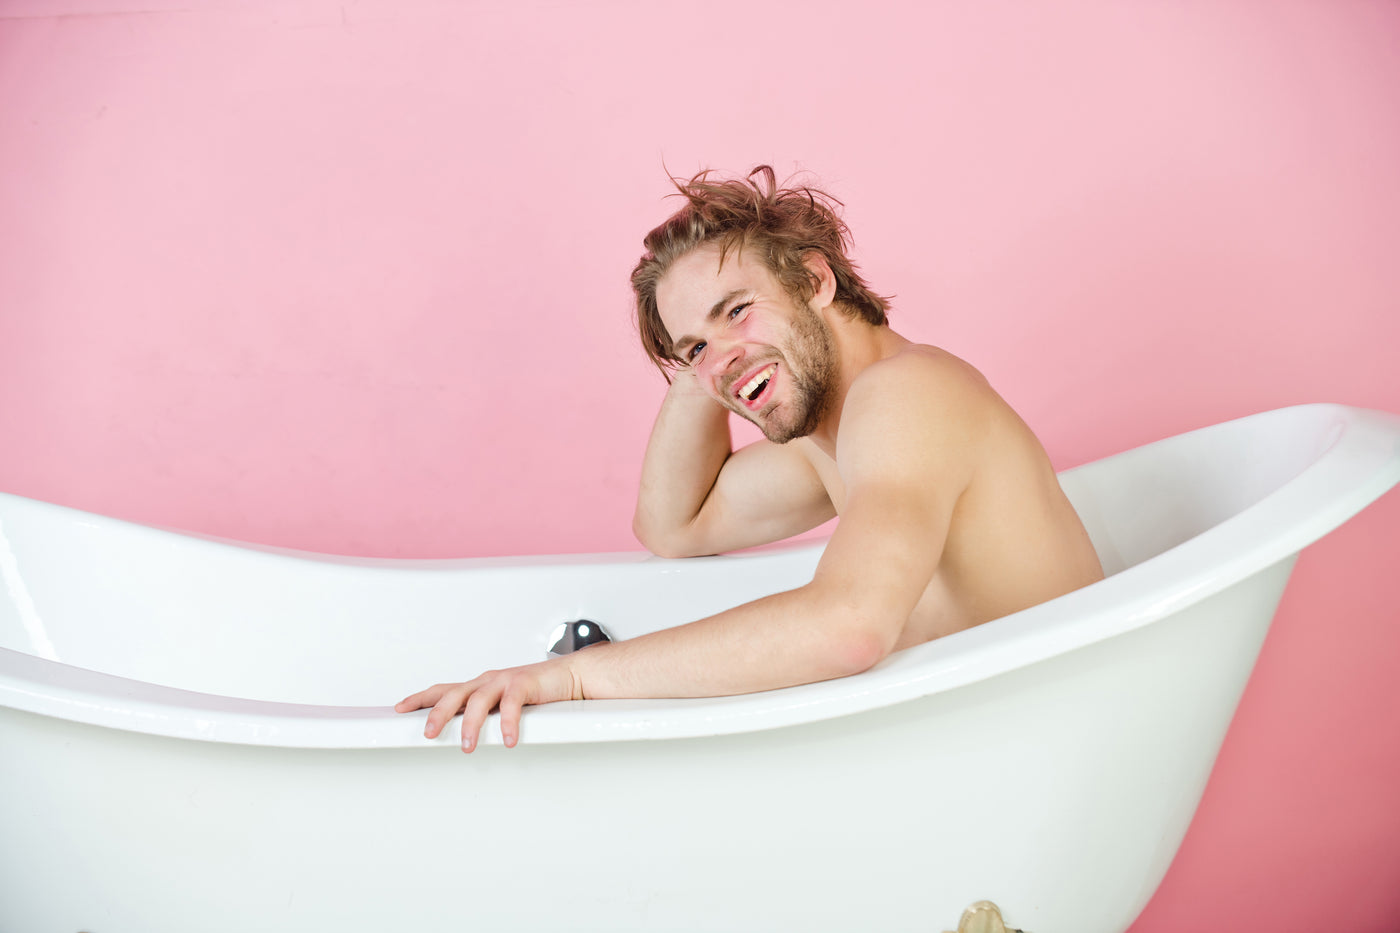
left=396, top=166, right=1103, bottom=751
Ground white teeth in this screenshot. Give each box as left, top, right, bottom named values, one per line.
left=739, top=364, right=777, bottom=401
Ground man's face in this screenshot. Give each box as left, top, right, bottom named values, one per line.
left=656, top=244, right=838, bottom=443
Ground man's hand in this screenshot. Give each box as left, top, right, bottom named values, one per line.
left=394, top=656, right=585, bottom=752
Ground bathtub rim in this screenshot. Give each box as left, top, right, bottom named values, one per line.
left=1, top=401, right=1397, bottom=749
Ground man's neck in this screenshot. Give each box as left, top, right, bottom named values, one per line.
left=805, top=314, right=909, bottom=457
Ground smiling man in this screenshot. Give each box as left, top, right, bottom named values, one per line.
left=396, top=166, right=1104, bottom=751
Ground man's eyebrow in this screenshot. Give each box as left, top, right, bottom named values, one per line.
left=670, top=289, right=749, bottom=356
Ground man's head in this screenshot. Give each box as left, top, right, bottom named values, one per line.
left=655, top=243, right=841, bottom=443
left=632, top=165, right=889, bottom=378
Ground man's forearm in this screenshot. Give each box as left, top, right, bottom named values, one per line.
left=632, top=375, right=733, bottom=555
left=398, top=580, right=900, bottom=752
left=566, top=582, right=894, bottom=701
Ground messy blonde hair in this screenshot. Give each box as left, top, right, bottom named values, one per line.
left=631, top=165, right=890, bottom=376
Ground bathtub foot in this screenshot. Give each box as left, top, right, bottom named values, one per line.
left=944, top=900, right=1024, bottom=933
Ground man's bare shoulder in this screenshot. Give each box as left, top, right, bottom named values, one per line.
left=831, top=343, right=1004, bottom=486
left=844, top=343, right=1000, bottom=433
left=876, top=342, right=990, bottom=382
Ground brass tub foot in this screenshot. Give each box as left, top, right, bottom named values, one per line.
left=944, top=900, right=1025, bottom=933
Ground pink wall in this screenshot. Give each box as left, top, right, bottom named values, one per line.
left=2, top=0, right=1397, bottom=927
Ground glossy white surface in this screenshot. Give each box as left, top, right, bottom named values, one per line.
left=1, top=403, right=1397, bottom=933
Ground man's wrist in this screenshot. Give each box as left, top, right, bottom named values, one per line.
left=562, top=644, right=607, bottom=701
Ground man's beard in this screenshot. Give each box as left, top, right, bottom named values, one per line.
left=745, top=303, right=839, bottom=444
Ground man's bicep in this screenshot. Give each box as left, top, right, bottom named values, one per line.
left=687, top=439, right=835, bottom=554
left=811, top=476, right=954, bottom=624
left=813, top=363, right=983, bottom=617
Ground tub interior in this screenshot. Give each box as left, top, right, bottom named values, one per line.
left=0, top=404, right=1349, bottom=706
left=1057, top=403, right=1342, bottom=574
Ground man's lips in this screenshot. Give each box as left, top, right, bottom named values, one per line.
left=733, top=362, right=778, bottom=410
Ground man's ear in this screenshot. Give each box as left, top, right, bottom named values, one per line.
left=801, top=251, right=839, bottom=310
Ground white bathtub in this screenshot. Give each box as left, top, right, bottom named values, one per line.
left=1, top=403, right=1397, bottom=933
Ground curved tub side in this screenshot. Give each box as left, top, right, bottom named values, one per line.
left=0, top=557, right=1297, bottom=933
left=2, top=405, right=1398, bottom=753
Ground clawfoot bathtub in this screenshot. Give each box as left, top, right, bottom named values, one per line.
left=2, top=403, right=1397, bottom=933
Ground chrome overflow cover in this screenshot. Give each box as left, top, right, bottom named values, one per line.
left=547, top=619, right=613, bottom=658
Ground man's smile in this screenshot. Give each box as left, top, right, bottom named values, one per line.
left=734, top=362, right=778, bottom=410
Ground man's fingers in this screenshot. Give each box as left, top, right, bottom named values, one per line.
left=498, top=687, right=525, bottom=749
left=459, top=681, right=503, bottom=753
left=395, top=683, right=447, bottom=714
left=398, top=666, right=553, bottom=750
left=423, top=685, right=470, bottom=739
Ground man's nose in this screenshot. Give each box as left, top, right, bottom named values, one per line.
left=703, top=340, right=744, bottom=386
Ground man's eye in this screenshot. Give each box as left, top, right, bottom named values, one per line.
left=687, top=342, right=706, bottom=361
left=728, top=303, right=750, bottom=320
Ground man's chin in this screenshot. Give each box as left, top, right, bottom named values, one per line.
left=756, top=414, right=811, bottom=445
left=731, top=399, right=815, bottom=444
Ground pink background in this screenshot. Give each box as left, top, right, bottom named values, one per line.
left=2, top=1, right=1397, bottom=927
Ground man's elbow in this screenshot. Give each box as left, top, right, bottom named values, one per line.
left=824, top=625, right=898, bottom=679
left=632, top=511, right=708, bottom=559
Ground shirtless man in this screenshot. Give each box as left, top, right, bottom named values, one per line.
left=396, top=166, right=1103, bottom=751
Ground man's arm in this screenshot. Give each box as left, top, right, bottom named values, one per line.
left=632, top=370, right=835, bottom=557
left=397, top=355, right=984, bottom=751
left=579, top=353, right=981, bottom=697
